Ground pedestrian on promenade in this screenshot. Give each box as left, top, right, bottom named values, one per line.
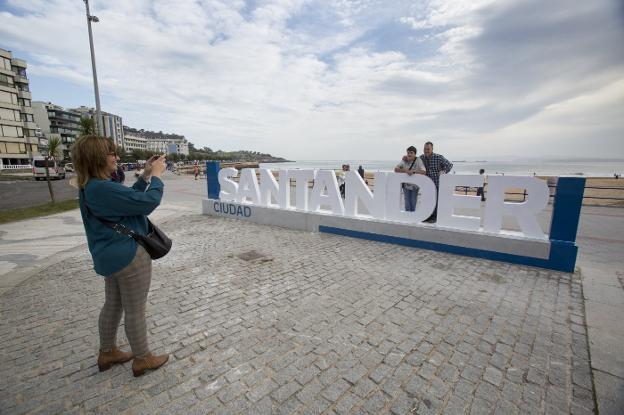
left=476, top=168, right=486, bottom=201
left=72, top=135, right=169, bottom=377
left=337, top=164, right=350, bottom=198
left=358, top=165, right=365, bottom=179
left=194, top=164, right=199, bottom=180
left=395, top=146, right=426, bottom=212
left=111, top=156, right=125, bottom=184
left=420, top=141, right=453, bottom=222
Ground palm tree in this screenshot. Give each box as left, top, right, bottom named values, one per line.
left=79, top=117, right=96, bottom=136
left=44, top=137, right=62, bottom=203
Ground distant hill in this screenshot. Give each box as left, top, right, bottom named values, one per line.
left=123, top=127, right=186, bottom=141
left=188, top=144, right=289, bottom=162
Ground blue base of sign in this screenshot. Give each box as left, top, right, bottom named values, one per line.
left=319, top=226, right=577, bottom=272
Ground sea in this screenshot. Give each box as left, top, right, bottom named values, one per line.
left=260, top=159, right=624, bottom=178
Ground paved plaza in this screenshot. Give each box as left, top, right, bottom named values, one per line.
left=0, top=174, right=622, bottom=414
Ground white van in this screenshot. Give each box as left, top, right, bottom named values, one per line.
left=32, top=157, right=66, bottom=180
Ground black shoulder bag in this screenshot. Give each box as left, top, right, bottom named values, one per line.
left=82, top=191, right=172, bottom=260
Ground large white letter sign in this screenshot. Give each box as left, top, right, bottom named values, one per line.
left=236, top=168, right=261, bottom=204
left=289, top=170, right=316, bottom=211
left=218, top=167, right=239, bottom=201
left=483, top=176, right=550, bottom=239
left=344, top=171, right=386, bottom=219
left=437, top=174, right=483, bottom=231
left=309, top=170, right=344, bottom=215
left=385, top=173, right=436, bottom=223
left=259, top=169, right=283, bottom=207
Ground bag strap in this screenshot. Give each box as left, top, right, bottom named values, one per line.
left=408, top=158, right=416, bottom=170
left=81, top=189, right=141, bottom=240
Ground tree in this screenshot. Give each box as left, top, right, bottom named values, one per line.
left=79, top=117, right=96, bottom=136
left=44, top=137, right=62, bottom=203
left=131, top=149, right=147, bottom=161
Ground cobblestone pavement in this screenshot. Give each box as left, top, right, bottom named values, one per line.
left=0, top=214, right=596, bottom=414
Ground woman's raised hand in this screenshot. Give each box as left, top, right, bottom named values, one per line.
left=150, top=156, right=167, bottom=177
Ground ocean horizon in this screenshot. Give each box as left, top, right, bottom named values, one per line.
left=259, top=159, right=624, bottom=178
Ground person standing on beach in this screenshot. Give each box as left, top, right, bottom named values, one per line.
left=420, top=141, right=453, bottom=222
left=476, top=168, right=486, bottom=201
left=194, top=164, right=199, bottom=180
left=395, top=146, right=426, bottom=212
left=358, top=165, right=365, bottom=179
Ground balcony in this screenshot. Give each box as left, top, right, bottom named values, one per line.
left=17, top=90, right=31, bottom=100
left=14, top=74, right=28, bottom=84
left=11, top=58, right=26, bottom=68
left=0, top=119, right=22, bottom=128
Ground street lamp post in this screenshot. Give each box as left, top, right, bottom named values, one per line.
left=84, top=0, right=102, bottom=135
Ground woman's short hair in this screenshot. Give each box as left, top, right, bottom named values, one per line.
left=72, top=135, right=116, bottom=189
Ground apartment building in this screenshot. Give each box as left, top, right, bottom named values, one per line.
left=123, top=127, right=189, bottom=155
left=32, top=101, right=81, bottom=160
left=148, top=137, right=189, bottom=156
left=0, top=48, right=38, bottom=168
left=123, top=131, right=148, bottom=152
left=71, top=106, right=124, bottom=148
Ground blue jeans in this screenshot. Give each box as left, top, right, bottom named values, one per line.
left=403, top=187, right=418, bottom=212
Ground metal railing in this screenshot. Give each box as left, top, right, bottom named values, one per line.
left=455, top=183, right=624, bottom=205
left=0, top=164, right=32, bottom=170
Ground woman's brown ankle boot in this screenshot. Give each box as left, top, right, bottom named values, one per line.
left=132, top=352, right=169, bottom=377
left=97, top=347, right=134, bottom=372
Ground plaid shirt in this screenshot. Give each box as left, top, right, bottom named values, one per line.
left=419, top=153, right=453, bottom=188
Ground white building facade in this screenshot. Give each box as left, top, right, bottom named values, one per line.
left=147, top=138, right=189, bottom=155
left=123, top=132, right=148, bottom=152
left=123, top=127, right=189, bottom=156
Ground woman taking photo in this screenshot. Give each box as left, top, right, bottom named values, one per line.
left=72, top=135, right=169, bottom=377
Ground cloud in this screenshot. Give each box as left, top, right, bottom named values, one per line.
left=1, top=0, right=622, bottom=160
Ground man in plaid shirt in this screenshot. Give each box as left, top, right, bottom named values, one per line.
left=419, top=141, right=453, bottom=222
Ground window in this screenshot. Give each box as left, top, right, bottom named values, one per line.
left=34, top=159, right=55, bottom=168
left=0, top=107, right=18, bottom=120
left=1, top=125, right=19, bottom=137
left=0, top=142, right=6, bottom=153
left=0, top=90, right=18, bottom=105
left=19, top=98, right=31, bottom=107
left=0, top=73, right=13, bottom=87
left=21, top=113, right=34, bottom=122
left=5, top=142, right=19, bottom=153
left=18, top=143, right=25, bottom=152
left=1, top=57, right=11, bottom=70
left=17, top=127, right=23, bottom=137
left=12, top=66, right=26, bottom=77
left=30, top=144, right=37, bottom=152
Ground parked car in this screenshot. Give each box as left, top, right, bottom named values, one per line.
left=32, top=157, right=66, bottom=180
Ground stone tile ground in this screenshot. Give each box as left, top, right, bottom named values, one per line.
left=0, top=214, right=596, bottom=414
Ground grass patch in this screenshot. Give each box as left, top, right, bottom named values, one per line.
left=0, top=199, right=79, bottom=224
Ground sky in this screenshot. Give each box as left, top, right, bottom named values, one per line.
left=1, top=0, right=623, bottom=161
